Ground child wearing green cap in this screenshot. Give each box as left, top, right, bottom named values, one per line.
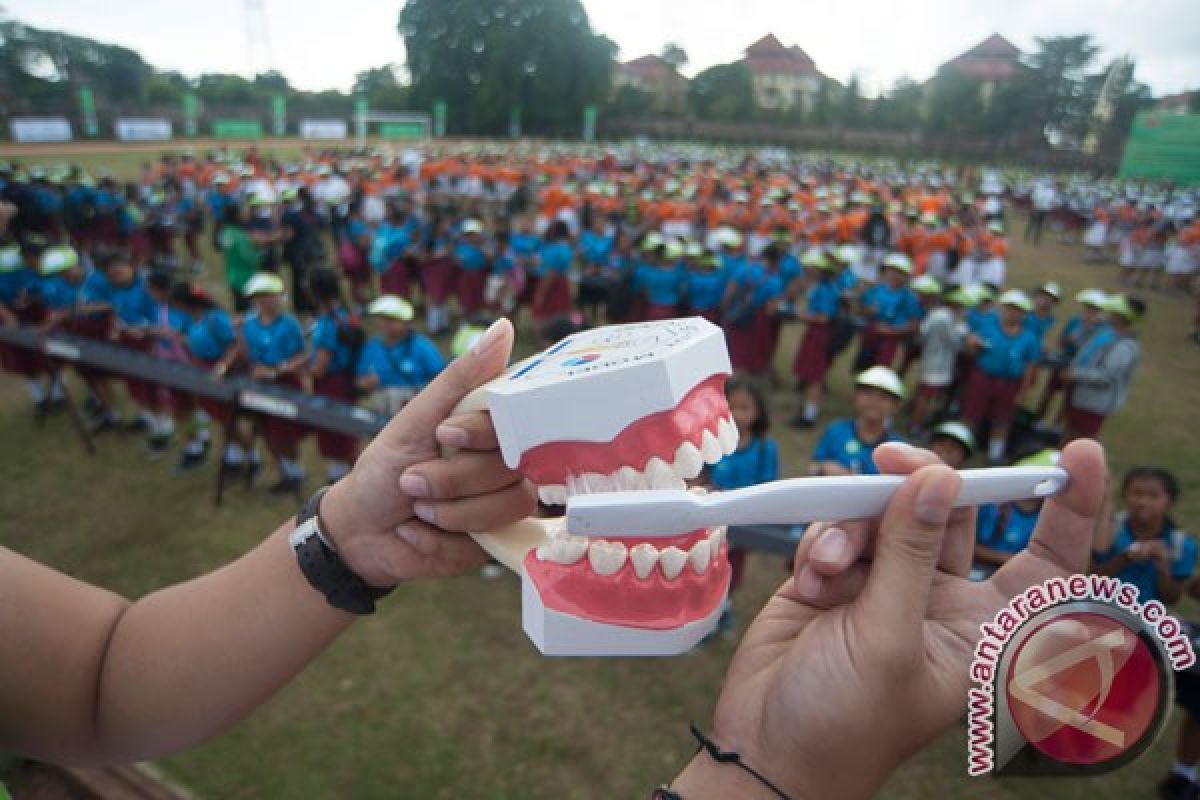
left=1062, top=294, right=1144, bottom=441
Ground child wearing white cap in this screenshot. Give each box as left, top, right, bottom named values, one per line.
left=809, top=367, right=906, bottom=476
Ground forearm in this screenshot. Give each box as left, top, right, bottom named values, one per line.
left=89, top=521, right=353, bottom=765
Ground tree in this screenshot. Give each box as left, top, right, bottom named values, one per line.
left=1023, top=35, right=1101, bottom=144
left=253, top=70, right=289, bottom=93
left=688, top=61, right=754, bottom=122
left=398, top=0, right=616, bottom=136
left=870, top=77, right=922, bottom=131
left=924, top=70, right=985, bottom=136
left=661, top=42, right=687, bottom=73
left=606, top=85, right=654, bottom=119
left=838, top=75, right=864, bottom=128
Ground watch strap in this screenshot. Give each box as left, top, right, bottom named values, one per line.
left=291, top=487, right=393, bottom=615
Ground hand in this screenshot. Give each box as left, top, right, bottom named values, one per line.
left=1126, top=541, right=1151, bottom=562
left=1141, top=540, right=1170, bottom=566
left=320, top=319, right=535, bottom=587
left=251, top=365, right=277, bottom=381
left=683, top=440, right=1106, bottom=800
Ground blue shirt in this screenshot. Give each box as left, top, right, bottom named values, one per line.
left=537, top=241, right=573, bottom=277
left=370, top=222, right=412, bottom=273
left=37, top=274, right=82, bottom=310
left=835, top=269, right=858, bottom=294
left=1024, top=311, right=1056, bottom=344
left=579, top=230, right=614, bottom=266
left=966, top=307, right=992, bottom=333
left=634, top=263, right=684, bottom=306
left=974, top=316, right=1041, bottom=379
left=511, top=233, right=542, bottom=260
left=186, top=308, right=236, bottom=361
left=779, top=252, right=803, bottom=287
left=684, top=268, right=728, bottom=312
left=812, top=418, right=901, bottom=475
left=1073, top=324, right=1117, bottom=368
left=311, top=311, right=356, bottom=374
left=0, top=267, right=36, bottom=306
left=357, top=333, right=445, bottom=389
left=806, top=280, right=840, bottom=318
left=82, top=273, right=156, bottom=325
left=976, top=502, right=1041, bottom=554
left=861, top=284, right=922, bottom=328
left=1094, top=514, right=1197, bottom=605
left=454, top=240, right=488, bottom=272
left=730, top=261, right=784, bottom=309
left=242, top=312, right=305, bottom=367
left=710, top=436, right=779, bottom=490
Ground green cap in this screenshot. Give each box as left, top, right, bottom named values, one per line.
left=1015, top=449, right=1060, bottom=469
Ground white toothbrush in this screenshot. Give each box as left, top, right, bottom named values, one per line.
left=565, top=466, right=1068, bottom=537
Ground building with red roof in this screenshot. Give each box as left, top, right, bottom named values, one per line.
left=742, top=34, right=823, bottom=113
left=935, top=34, right=1024, bottom=107
left=614, top=54, right=688, bottom=114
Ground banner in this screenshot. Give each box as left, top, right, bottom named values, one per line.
left=212, top=119, right=264, bottom=139
left=299, top=119, right=349, bottom=139
left=433, top=99, right=447, bottom=137
left=9, top=117, right=73, bottom=143
left=79, top=87, right=98, bottom=137
left=354, top=97, right=368, bottom=140
left=582, top=104, right=597, bottom=143
left=182, top=93, right=200, bottom=137
left=379, top=121, right=426, bottom=140
left=114, top=117, right=173, bottom=141
left=271, top=94, right=287, bottom=137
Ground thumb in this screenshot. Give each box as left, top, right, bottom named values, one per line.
left=381, top=318, right=514, bottom=445
left=858, top=464, right=960, bottom=643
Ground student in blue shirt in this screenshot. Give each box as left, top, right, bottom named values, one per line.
left=0, top=243, right=46, bottom=407
left=530, top=220, right=574, bottom=335
left=708, top=378, right=779, bottom=634
left=36, top=245, right=86, bottom=326
left=1024, top=282, right=1060, bottom=345
left=858, top=253, right=921, bottom=370
left=683, top=250, right=728, bottom=322
left=963, top=290, right=1042, bottom=464
left=227, top=273, right=309, bottom=494
left=791, top=250, right=841, bottom=428
left=577, top=218, right=617, bottom=322
left=454, top=219, right=490, bottom=317
left=1094, top=466, right=1195, bottom=605
left=177, top=283, right=242, bottom=474
left=634, top=239, right=685, bottom=320
left=721, top=248, right=785, bottom=376
left=969, top=450, right=1056, bottom=579
left=357, top=295, right=446, bottom=406
left=1034, top=288, right=1108, bottom=424
left=308, top=268, right=361, bottom=484
left=811, top=366, right=905, bottom=476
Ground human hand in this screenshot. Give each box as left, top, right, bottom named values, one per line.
left=251, top=365, right=277, bottom=381
left=320, top=319, right=535, bottom=587
left=679, top=440, right=1106, bottom=800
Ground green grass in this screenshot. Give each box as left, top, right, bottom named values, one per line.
left=1, top=150, right=1199, bottom=798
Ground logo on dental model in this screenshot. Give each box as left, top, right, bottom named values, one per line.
left=561, top=353, right=602, bottom=367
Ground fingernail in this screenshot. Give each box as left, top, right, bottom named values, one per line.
left=915, top=472, right=958, bottom=526
left=395, top=523, right=422, bottom=547
left=795, top=565, right=824, bottom=600
left=395, top=522, right=436, bottom=556
left=413, top=501, right=436, bottom=524
left=471, top=318, right=508, bottom=357
left=399, top=472, right=430, bottom=498
left=813, top=527, right=848, bottom=563
left=436, top=424, right=469, bottom=450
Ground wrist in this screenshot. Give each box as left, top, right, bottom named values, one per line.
left=672, top=752, right=793, bottom=800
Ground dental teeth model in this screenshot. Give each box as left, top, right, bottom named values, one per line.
left=452, top=317, right=735, bottom=656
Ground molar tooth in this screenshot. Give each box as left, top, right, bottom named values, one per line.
left=587, top=540, right=627, bottom=576
left=688, top=539, right=712, bottom=575
left=658, top=546, right=688, bottom=580
left=629, top=543, right=659, bottom=579
left=717, top=417, right=740, bottom=454
left=535, top=535, right=587, bottom=565
left=645, top=457, right=679, bottom=489
left=566, top=472, right=611, bottom=496
left=616, top=466, right=646, bottom=491
left=700, top=430, right=724, bottom=464
left=672, top=441, right=704, bottom=480
left=538, top=484, right=567, bottom=506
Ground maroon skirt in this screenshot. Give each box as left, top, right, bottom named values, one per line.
left=456, top=269, right=487, bottom=317
left=380, top=257, right=415, bottom=299
left=191, top=356, right=235, bottom=428
left=644, top=303, right=677, bottom=321
left=313, top=371, right=359, bottom=462
left=258, top=373, right=307, bottom=453
left=724, top=309, right=774, bottom=375
left=793, top=321, right=832, bottom=383
left=531, top=273, right=573, bottom=323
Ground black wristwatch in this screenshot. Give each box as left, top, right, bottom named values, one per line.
left=289, top=487, right=394, bottom=615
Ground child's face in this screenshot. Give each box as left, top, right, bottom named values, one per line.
left=106, top=263, right=134, bottom=286
left=728, top=388, right=759, bottom=436
left=253, top=294, right=281, bottom=315
left=1035, top=294, right=1056, bottom=313
left=1124, top=477, right=1172, bottom=526
left=1000, top=305, right=1025, bottom=327
left=931, top=438, right=968, bottom=469
left=883, top=268, right=905, bottom=288
left=853, top=387, right=899, bottom=423
left=1082, top=306, right=1100, bottom=324
left=380, top=317, right=409, bottom=339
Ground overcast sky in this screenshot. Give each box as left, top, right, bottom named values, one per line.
left=5, top=0, right=1198, bottom=97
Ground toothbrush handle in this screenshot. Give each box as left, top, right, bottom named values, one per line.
left=706, top=467, right=1069, bottom=527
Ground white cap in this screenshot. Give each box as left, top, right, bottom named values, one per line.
left=911, top=274, right=942, bottom=295
left=1037, top=281, right=1061, bottom=300
left=461, top=218, right=485, bottom=234
left=243, top=272, right=285, bottom=296
left=368, top=294, right=415, bottom=321
left=1076, top=288, right=1108, bottom=309
left=932, top=421, right=976, bottom=454
left=882, top=252, right=913, bottom=274
left=998, top=289, right=1033, bottom=312
left=855, top=366, right=906, bottom=400
left=40, top=245, right=79, bottom=274
left=0, top=244, right=21, bottom=272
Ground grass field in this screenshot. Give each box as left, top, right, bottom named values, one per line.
left=1, top=147, right=1198, bottom=799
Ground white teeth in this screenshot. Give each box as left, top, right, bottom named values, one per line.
left=538, top=484, right=567, bottom=506
left=617, top=466, right=646, bottom=491
left=566, top=472, right=612, bottom=495
left=645, top=456, right=684, bottom=490
left=717, top=418, right=739, bottom=454
left=688, top=539, right=711, bottom=575
left=629, top=543, right=658, bottom=579
left=708, top=526, right=725, bottom=555
left=673, top=441, right=705, bottom=480
left=700, top=430, right=724, bottom=464
left=535, top=534, right=589, bottom=565
left=587, top=540, right=627, bottom=576
left=659, top=546, right=688, bottom=580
